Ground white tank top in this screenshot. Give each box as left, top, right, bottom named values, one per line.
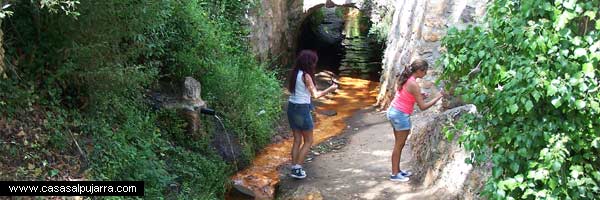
left=289, top=70, right=311, bottom=104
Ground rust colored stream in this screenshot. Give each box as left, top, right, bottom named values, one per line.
left=229, top=76, right=379, bottom=199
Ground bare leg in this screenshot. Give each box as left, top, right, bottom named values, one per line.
left=291, top=130, right=302, bottom=165
left=297, top=130, right=314, bottom=165
left=391, top=130, right=410, bottom=175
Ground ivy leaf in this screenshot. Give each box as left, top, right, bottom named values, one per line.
left=547, top=84, right=558, bottom=96
left=478, top=50, right=485, bottom=58
left=592, top=138, right=600, bottom=149
left=579, top=82, right=588, bottom=92
left=570, top=165, right=583, bottom=179
left=551, top=97, right=562, bottom=108
left=552, top=161, right=561, bottom=171
left=584, top=11, right=596, bottom=20
left=573, top=48, right=587, bottom=58
left=525, top=100, right=534, bottom=111
left=582, top=63, right=595, bottom=78
left=508, top=104, right=519, bottom=114
left=556, top=11, right=575, bottom=30
left=575, top=100, right=586, bottom=109
left=503, top=178, right=518, bottom=190
left=511, top=162, right=520, bottom=173
left=591, top=101, right=600, bottom=112
left=532, top=91, right=541, bottom=102
left=596, top=20, right=600, bottom=30
left=562, top=0, right=575, bottom=9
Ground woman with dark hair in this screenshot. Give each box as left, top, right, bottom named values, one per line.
left=287, top=50, right=338, bottom=179
left=387, top=59, right=443, bottom=182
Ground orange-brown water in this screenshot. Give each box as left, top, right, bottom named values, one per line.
left=228, top=76, right=379, bottom=199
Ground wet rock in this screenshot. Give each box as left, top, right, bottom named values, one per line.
left=233, top=174, right=276, bottom=199
left=271, top=135, right=284, bottom=143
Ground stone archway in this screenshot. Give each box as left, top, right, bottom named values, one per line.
left=290, top=0, right=363, bottom=57
left=302, top=0, right=362, bottom=12
left=246, top=0, right=363, bottom=70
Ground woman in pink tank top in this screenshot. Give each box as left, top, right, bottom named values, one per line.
left=386, top=59, right=444, bottom=182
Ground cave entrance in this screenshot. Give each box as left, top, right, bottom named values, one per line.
left=297, top=6, right=384, bottom=81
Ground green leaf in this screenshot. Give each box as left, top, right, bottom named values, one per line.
left=547, top=84, right=558, bottom=96
left=525, top=100, right=534, bottom=111
left=556, top=11, right=576, bottom=30
left=562, top=0, right=575, bottom=9
left=591, top=101, right=600, bottom=112
left=478, top=50, right=485, bottom=58
left=592, top=138, right=600, bottom=149
left=503, top=178, right=518, bottom=190
left=575, top=100, right=586, bottom=109
left=494, top=167, right=504, bottom=178
left=574, top=48, right=587, bottom=58
left=532, top=91, right=541, bottom=102
left=511, top=162, right=520, bottom=173
left=552, top=161, right=561, bottom=171
left=570, top=165, right=583, bottom=179
left=551, top=97, right=562, bottom=108
left=582, top=63, right=595, bottom=78
left=508, top=104, right=519, bottom=114
left=49, top=169, right=59, bottom=177
left=579, top=82, right=588, bottom=92
left=571, top=37, right=582, bottom=46
left=445, top=131, right=455, bottom=141
left=584, top=11, right=596, bottom=19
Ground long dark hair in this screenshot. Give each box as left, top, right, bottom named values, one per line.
left=396, top=59, right=428, bottom=88
left=288, top=50, right=318, bottom=94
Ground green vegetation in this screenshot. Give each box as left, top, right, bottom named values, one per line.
left=441, top=0, right=599, bottom=199
left=1, top=0, right=281, bottom=199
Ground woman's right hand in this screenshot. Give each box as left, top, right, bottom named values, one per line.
left=330, top=83, right=339, bottom=90
left=437, top=89, right=445, bottom=98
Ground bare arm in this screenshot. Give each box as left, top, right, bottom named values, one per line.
left=304, top=74, right=338, bottom=99
left=406, top=81, right=442, bottom=110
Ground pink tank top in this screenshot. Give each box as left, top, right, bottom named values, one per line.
left=391, top=76, right=416, bottom=114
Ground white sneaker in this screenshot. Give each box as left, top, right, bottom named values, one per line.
left=390, top=173, right=409, bottom=182
left=290, top=168, right=307, bottom=179
left=400, top=170, right=412, bottom=177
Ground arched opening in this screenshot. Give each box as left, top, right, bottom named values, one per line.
left=296, top=4, right=384, bottom=81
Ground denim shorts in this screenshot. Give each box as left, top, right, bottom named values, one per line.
left=386, top=106, right=411, bottom=131
left=287, top=102, right=314, bottom=131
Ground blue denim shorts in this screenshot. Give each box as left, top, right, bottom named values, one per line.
left=287, top=102, right=314, bottom=131
left=386, top=106, right=411, bottom=131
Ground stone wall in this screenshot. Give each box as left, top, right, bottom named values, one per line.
left=376, top=0, right=488, bottom=108
left=246, top=0, right=293, bottom=66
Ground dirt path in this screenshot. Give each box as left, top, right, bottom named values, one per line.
left=277, top=105, right=457, bottom=200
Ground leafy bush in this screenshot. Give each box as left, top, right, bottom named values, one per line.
left=441, top=0, right=599, bottom=199
left=1, top=0, right=281, bottom=198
